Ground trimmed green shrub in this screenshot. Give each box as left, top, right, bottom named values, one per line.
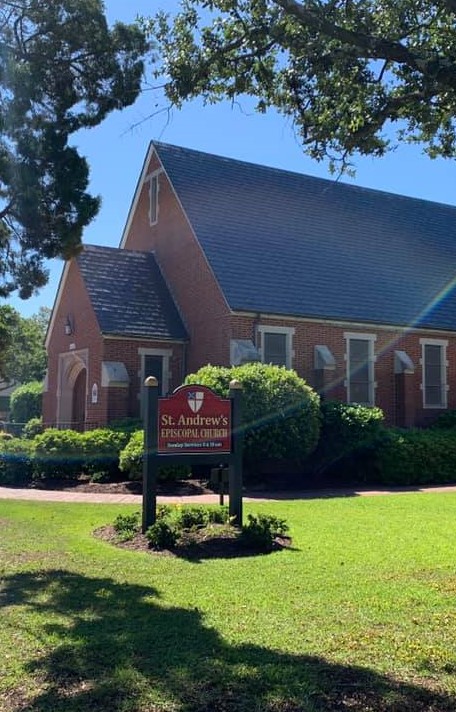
left=0, top=437, right=34, bottom=485
left=22, top=417, right=44, bottom=439
left=113, top=511, right=140, bottom=542
left=157, top=504, right=173, bottom=520
left=33, top=429, right=85, bottom=479
left=108, top=417, right=143, bottom=434
left=109, top=505, right=288, bottom=553
left=81, top=428, right=129, bottom=478
left=309, top=401, right=385, bottom=478
left=185, top=363, right=320, bottom=468
left=119, top=430, right=143, bottom=478
left=207, top=505, right=229, bottom=524
left=431, top=410, right=456, bottom=430
left=119, top=430, right=191, bottom=481
left=241, top=513, right=289, bottom=552
left=174, top=505, right=209, bottom=530
left=30, top=427, right=132, bottom=481
left=89, top=471, right=110, bottom=483
left=145, top=505, right=233, bottom=550
left=10, top=381, right=42, bottom=423
left=146, top=520, right=179, bottom=550
left=376, top=428, right=456, bottom=486
left=166, top=504, right=229, bottom=528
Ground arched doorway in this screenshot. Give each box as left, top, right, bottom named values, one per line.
left=72, top=368, right=87, bottom=431
left=57, top=350, right=88, bottom=429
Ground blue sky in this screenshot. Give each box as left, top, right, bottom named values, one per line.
left=9, top=0, right=456, bottom=317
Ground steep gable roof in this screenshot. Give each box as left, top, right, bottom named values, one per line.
left=77, top=245, right=187, bottom=340
left=153, top=141, right=456, bottom=332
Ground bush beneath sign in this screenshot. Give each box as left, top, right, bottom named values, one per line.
left=101, top=505, right=291, bottom=557
left=119, top=429, right=191, bottom=481
left=185, top=363, right=320, bottom=471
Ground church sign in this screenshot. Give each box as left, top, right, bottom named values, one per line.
left=142, top=378, right=243, bottom=532
left=158, top=385, right=231, bottom=454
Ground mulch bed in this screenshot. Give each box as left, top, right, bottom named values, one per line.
left=25, top=477, right=212, bottom=497
left=94, top=523, right=292, bottom=560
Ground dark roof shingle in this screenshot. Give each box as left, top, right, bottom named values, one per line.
left=154, top=141, right=456, bottom=331
left=77, top=245, right=187, bottom=340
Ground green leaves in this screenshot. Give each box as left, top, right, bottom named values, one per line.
left=0, top=0, right=148, bottom=297
left=0, top=305, right=49, bottom=386
left=9, top=381, right=43, bottom=424
left=146, top=0, right=456, bottom=172
left=185, top=362, right=321, bottom=467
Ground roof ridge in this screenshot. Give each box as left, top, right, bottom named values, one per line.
left=152, top=140, right=456, bottom=212
left=83, top=243, right=155, bottom=257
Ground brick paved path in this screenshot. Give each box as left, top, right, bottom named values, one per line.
left=1, top=484, right=456, bottom=504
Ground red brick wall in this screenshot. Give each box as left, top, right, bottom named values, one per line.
left=230, top=313, right=456, bottom=426
left=44, top=258, right=187, bottom=428
left=43, top=259, right=104, bottom=426
left=103, top=338, right=186, bottom=418
left=123, top=152, right=232, bottom=372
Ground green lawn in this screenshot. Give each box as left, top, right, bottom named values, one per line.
left=1, top=494, right=456, bottom=711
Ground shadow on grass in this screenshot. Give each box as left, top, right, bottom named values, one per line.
left=244, top=485, right=435, bottom=501
left=169, top=538, right=297, bottom=563
left=2, top=570, right=455, bottom=712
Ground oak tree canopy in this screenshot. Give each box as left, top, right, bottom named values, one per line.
left=147, top=0, right=456, bottom=171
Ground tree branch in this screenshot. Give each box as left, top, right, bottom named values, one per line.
left=0, top=201, right=14, bottom=221
left=273, top=0, right=425, bottom=67
left=344, top=90, right=428, bottom=148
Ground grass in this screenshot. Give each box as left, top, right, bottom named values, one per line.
left=1, top=494, right=456, bottom=710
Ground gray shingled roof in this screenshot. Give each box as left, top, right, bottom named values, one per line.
left=154, top=141, right=456, bottom=331
left=77, top=245, right=187, bottom=340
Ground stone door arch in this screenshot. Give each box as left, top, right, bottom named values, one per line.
left=57, top=350, right=88, bottom=429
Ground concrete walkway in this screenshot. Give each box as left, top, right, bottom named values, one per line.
left=2, top=484, right=456, bottom=505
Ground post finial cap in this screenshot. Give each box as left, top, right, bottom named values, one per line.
left=229, top=379, right=243, bottom=390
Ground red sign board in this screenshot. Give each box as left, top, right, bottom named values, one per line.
left=158, top=385, right=232, bottom=454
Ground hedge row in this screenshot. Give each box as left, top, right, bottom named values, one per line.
left=307, top=401, right=384, bottom=478
left=376, top=428, right=456, bottom=486
left=3, top=419, right=456, bottom=489
left=0, top=427, right=191, bottom=486
left=4, top=357, right=456, bottom=489
left=9, top=422, right=456, bottom=490
left=0, top=428, right=130, bottom=485
left=311, top=406, right=456, bottom=487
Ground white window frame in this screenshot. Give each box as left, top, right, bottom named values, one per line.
left=420, top=338, right=448, bottom=409
left=344, top=332, right=377, bottom=406
left=146, top=170, right=160, bottom=226
left=138, top=347, right=172, bottom=398
left=257, top=325, right=295, bottom=369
